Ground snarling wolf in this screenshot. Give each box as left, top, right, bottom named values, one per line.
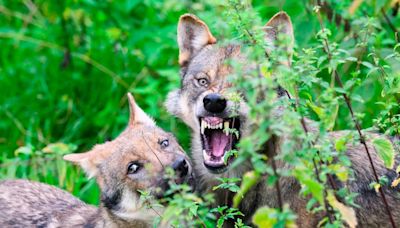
left=166, top=12, right=400, bottom=226
left=0, top=93, right=193, bottom=228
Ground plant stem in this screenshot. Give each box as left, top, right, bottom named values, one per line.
left=316, top=8, right=397, bottom=228
left=381, top=8, right=398, bottom=34
left=288, top=91, right=336, bottom=223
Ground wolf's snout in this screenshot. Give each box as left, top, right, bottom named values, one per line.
left=203, top=93, right=226, bottom=113
left=172, top=156, right=189, bottom=179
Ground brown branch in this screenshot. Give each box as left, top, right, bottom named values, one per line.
left=232, top=2, right=257, bottom=45
left=317, top=0, right=351, bottom=32
left=315, top=8, right=397, bottom=228
left=267, top=135, right=283, bottom=210
left=381, top=8, right=398, bottom=34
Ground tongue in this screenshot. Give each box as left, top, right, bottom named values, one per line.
left=210, top=131, right=229, bottom=157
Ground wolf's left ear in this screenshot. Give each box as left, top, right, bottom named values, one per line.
left=127, top=93, right=155, bottom=127
left=264, top=11, right=294, bottom=66
left=177, top=14, right=217, bottom=67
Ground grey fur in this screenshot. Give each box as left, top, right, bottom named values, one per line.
left=166, top=12, right=400, bottom=227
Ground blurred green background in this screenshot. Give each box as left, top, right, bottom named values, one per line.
left=0, top=0, right=399, bottom=205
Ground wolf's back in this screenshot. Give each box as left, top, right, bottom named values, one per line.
left=0, top=179, right=98, bottom=227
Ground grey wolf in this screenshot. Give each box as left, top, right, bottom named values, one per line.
left=0, top=93, right=193, bottom=228
left=166, top=12, right=400, bottom=227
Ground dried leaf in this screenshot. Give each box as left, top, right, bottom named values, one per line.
left=327, top=191, right=358, bottom=228
left=392, top=178, right=400, bottom=187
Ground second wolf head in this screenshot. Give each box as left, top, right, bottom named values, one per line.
left=65, top=93, right=194, bottom=222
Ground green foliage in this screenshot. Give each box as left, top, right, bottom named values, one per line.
left=252, top=205, right=296, bottom=228
left=213, top=177, right=242, bottom=193
left=1, top=0, right=399, bottom=227
left=372, top=137, right=396, bottom=169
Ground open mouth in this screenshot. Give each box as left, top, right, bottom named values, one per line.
left=199, top=116, right=240, bottom=174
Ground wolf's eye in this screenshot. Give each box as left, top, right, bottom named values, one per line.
left=127, top=162, right=141, bottom=174
left=197, top=78, right=209, bottom=87
left=159, top=139, right=169, bottom=148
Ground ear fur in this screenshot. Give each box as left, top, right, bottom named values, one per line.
left=264, top=11, right=294, bottom=66
left=63, top=144, right=111, bottom=178
left=177, top=14, right=217, bottom=66
left=127, top=93, right=155, bottom=127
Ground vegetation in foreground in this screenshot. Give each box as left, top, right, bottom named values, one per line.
left=0, top=0, right=399, bottom=227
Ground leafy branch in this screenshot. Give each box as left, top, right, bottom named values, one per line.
left=315, top=5, right=397, bottom=227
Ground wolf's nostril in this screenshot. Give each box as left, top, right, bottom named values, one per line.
left=172, top=157, right=189, bottom=178
left=203, top=93, right=227, bottom=113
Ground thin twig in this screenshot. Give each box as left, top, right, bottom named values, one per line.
left=271, top=158, right=283, bottom=209
left=381, top=8, right=398, bottom=34
left=142, top=132, right=165, bottom=169
left=0, top=5, right=44, bottom=28
left=232, top=3, right=257, bottom=45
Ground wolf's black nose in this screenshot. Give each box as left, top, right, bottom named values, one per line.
left=203, top=93, right=227, bottom=113
left=172, top=156, right=189, bottom=178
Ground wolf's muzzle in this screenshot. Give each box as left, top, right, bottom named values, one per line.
left=203, top=93, right=227, bottom=113
left=172, top=156, right=189, bottom=180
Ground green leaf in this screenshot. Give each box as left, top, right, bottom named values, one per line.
left=372, top=137, right=395, bottom=169
left=14, top=146, right=34, bottom=156
left=252, top=207, right=277, bottom=227
left=232, top=171, right=260, bottom=208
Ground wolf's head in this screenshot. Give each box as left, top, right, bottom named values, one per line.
left=166, top=12, right=293, bottom=177
left=64, top=93, right=193, bottom=222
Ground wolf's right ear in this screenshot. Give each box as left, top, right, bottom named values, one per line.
left=127, top=93, right=155, bottom=127
left=264, top=11, right=294, bottom=66
left=63, top=145, right=110, bottom=178
left=177, top=14, right=217, bottom=67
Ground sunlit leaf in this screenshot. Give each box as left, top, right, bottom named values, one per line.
left=372, top=137, right=395, bottom=169
left=232, top=171, right=260, bottom=208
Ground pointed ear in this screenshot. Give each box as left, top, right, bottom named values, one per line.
left=63, top=144, right=114, bottom=178
left=127, top=93, right=155, bottom=127
left=264, top=11, right=294, bottom=66
left=63, top=149, right=100, bottom=178
left=177, top=14, right=217, bottom=67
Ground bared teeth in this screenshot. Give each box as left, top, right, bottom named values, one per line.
left=201, top=119, right=206, bottom=134
left=200, top=119, right=236, bottom=134
left=224, top=121, right=229, bottom=136
left=203, top=149, right=210, bottom=160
